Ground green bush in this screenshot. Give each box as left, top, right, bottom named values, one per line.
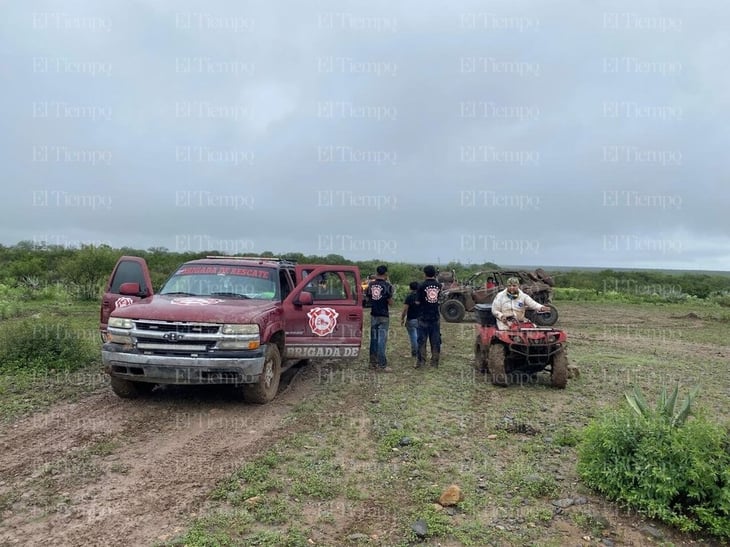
left=577, top=389, right=730, bottom=538
left=0, top=318, right=96, bottom=372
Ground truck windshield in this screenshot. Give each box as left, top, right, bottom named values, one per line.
left=159, top=265, right=278, bottom=300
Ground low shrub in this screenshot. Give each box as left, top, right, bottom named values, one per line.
left=0, top=318, right=96, bottom=372
left=577, top=386, right=730, bottom=538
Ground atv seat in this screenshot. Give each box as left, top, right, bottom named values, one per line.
left=474, top=304, right=497, bottom=327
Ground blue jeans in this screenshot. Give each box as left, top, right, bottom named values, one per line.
left=417, top=318, right=441, bottom=365
left=369, top=316, right=390, bottom=367
left=406, top=318, right=419, bottom=356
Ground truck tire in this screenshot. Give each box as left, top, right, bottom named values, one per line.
left=242, top=343, right=282, bottom=404
left=488, top=344, right=508, bottom=387
left=529, top=304, right=558, bottom=326
left=110, top=377, right=155, bottom=399
left=551, top=349, right=568, bottom=389
left=441, top=299, right=466, bottom=323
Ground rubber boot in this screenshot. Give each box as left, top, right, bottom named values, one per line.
left=415, top=343, right=426, bottom=368
left=430, top=351, right=440, bottom=368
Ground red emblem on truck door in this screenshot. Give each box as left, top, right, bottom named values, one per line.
left=307, top=307, right=339, bottom=336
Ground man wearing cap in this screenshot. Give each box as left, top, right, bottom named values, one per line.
left=366, top=264, right=394, bottom=371
left=491, top=277, right=550, bottom=330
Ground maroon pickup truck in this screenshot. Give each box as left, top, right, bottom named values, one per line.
left=100, top=255, right=363, bottom=403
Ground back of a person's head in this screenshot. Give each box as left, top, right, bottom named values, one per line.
left=423, top=265, right=436, bottom=277
left=376, top=265, right=388, bottom=275
left=409, top=281, right=419, bottom=290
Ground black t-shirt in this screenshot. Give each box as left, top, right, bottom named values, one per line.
left=367, top=279, right=393, bottom=317
left=404, top=292, right=420, bottom=320
left=417, top=279, right=441, bottom=321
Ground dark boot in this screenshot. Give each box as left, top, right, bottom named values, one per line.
left=430, top=351, right=440, bottom=368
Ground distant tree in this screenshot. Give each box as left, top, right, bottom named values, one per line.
left=58, top=245, right=118, bottom=300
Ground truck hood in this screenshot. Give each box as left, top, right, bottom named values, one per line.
left=110, top=295, right=278, bottom=324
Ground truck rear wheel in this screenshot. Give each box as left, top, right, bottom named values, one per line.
left=110, top=377, right=155, bottom=399
left=242, top=344, right=282, bottom=404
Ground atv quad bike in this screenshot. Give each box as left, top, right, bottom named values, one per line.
left=439, top=269, right=558, bottom=326
left=472, top=303, right=569, bottom=388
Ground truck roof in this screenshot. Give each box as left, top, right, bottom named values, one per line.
left=182, top=256, right=297, bottom=267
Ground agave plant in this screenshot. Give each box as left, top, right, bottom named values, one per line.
left=624, top=384, right=700, bottom=427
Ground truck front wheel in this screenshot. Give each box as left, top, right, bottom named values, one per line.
left=242, top=344, right=282, bottom=404
left=110, top=377, right=155, bottom=399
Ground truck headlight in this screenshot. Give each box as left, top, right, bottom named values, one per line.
left=109, top=317, right=134, bottom=329
left=218, top=324, right=260, bottom=350
left=221, top=324, right=259, bottom=335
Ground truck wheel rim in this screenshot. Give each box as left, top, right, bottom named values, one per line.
left=263, top=360, right=274, bottom=388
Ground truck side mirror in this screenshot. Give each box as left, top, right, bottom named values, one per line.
left=296, top=291, right=314, bottom=306
left=119, top=282, right=146, bottom=297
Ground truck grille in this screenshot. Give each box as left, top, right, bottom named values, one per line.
left=131, top=320, right=221, bottom=355
left=135, top=321, right=219, bottom=334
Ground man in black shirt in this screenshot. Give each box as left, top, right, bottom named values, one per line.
left=400, top=281, right=420, bottom=357
left=416, top=265, right=442, bottom=368
left=366, top=264, right=394, bottom=371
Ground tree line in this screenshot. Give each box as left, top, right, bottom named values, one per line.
left=0, top=241, right=728, bottom=301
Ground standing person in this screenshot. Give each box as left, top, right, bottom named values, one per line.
left=491, top=277, right=550, bottom=330
left=416, top=265, right=442, bottom=368
left=400, top=281, right=420, bottom=357
left=367, top=265, right=394, bottom=372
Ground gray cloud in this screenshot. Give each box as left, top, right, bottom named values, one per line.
left=1, top=0, right=728, bottom=270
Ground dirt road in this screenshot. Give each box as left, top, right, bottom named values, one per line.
left=0, top=368, right=314, bottom=547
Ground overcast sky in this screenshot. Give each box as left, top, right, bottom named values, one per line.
left=2, top=1, right=728, bottom=271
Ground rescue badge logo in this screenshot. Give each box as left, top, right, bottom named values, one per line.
left=115, top=297, right=134, bottom=308
left=370, top=284, right=383, bottom=300
left=307, top=307, right=339, bottom=336
left=425, top=286, right=440, bottom=304
left=170, top=297, right=224, bottom=306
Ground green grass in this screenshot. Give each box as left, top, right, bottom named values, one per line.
left=2, top=297, right=728, bottom=546
left=0, top=301, right=104, bottom=422
left=161, top=297, right=724, bottom=545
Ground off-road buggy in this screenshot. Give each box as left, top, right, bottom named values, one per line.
left=439, top=269, right=558, bottom=326
left=473, top=303, right=569, bottom=388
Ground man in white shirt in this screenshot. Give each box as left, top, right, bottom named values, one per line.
left=491, top=277, right=550, bottom=329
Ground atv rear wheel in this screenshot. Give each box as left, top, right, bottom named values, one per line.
left=110, top=377, right=155, bottom=399
left=474, top=336, right=488, bottom=373
left=242, top=344, right=282, bottom=404
left=488, top=344, right=508, bottom=387
left=529, top=304, right=558, bottom=326
left=441, top=299, right=466, bottom=322
left=551, top=349, right=568, bottom=389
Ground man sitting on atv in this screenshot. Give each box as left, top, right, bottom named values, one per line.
left=492, top=277, right=551, bottom=329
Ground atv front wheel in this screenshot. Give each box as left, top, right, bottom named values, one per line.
left=529, top=304, right=558, bottom=326
left=441, top=299, right=466, bottom=322
left=488, top=344, right=508, bottom=387
left=551, top=349, right=568, bottom=389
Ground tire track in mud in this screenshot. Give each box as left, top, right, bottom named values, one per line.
left=0, top=370, right=315, bottom=547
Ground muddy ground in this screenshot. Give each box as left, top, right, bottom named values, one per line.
left=0, top=302, right=727, bottom=546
